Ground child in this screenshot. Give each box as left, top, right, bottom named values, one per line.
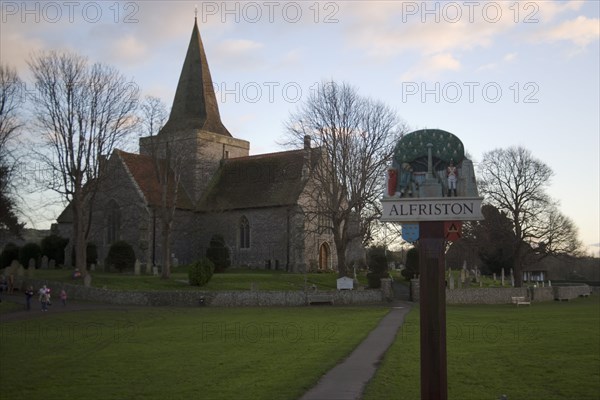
left=60, top=289, right=67, bottom=306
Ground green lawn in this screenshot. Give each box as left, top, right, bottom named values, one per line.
left=364, top=297, right=600, bottom=400
left=28, top=268, right=368, bottom=292
left=0, top=305, right=388, bottom=399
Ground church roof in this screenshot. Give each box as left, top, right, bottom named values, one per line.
left=198, top=148, right=319, bottom=211
left=116, top=150, right=194, bottom=210
left=160, top=18, right=231, bottom=137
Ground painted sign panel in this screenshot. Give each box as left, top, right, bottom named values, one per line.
left=444, top=221, right=462, bottom=242
left=381, top=197, right=484, bottom=222
left=401, top=223, right=420, bottom=243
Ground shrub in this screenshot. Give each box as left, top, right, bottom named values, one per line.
left=19, top=242, right=42, bottom=268
left=71, top=242, right=99, bottom=268
left=41, top=234, right=69, bottom=265
left=188, top=257, right=215, bottom=286
left=206, top=234, right=230, bottom=273
left=401, top=247, right=419, bottom=281
left=0, top=243, right=20, bottom=267
left=366, top=246, right=389, bottom=288
left=105, top=241, right=136, bottom=272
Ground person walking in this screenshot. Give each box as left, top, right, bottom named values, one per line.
left=25, top=286, right=34, bottom=311
left=39, top=285, right=49, bottom=311
left=60, top=289, right=67, bottom=306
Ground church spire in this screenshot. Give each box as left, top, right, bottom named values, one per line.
left=161, top=18, right=231, bottom=137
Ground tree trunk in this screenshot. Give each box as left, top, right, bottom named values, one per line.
left=72, top=200, right=88, bottom=276
left=160, top=217, right=171, bottom=280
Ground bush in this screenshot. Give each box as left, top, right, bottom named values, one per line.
left=41, top=234, right=69, bottom=265
left=71, top=242, right=99, bottom=268
left=188, top=257, right=215, bottom=286
left=105, top=241, right=136, bottom=272
left=366, top=246, right=389, bottom=288
left=206, top=234, right=230, bottom=273
left=19, top=242, right=42, bottom=268
left=401, top=247, right=419, bottom=281
left=0, top=243, right=20, bottom=267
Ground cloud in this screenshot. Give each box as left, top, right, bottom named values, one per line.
left=535, top=16, right=600, bottom=48
left=503, top=53, right=517, bottom=62
left=401, top=53, right=461, bottom=80
left=343, top=1, right=517, bottom=60
left=112, top=35, right=149, bottom=65
left=536, top=1, right=585, bottom=22
left=212, top=39, right=266, bottom=70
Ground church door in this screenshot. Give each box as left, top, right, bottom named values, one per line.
left=319, top=242, right=330, bottom=270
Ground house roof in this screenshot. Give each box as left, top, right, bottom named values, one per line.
left=116, top=150, right=194, bottom=210
left=160, top=18, right=231, bottom=137
left=198, top=148, right=319, bottom=211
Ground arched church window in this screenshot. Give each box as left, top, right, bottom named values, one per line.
left=239, top=216, right=250, bottom=249
left=106, top=200, right=121, bottom=245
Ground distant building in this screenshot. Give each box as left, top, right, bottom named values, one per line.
left=56, top=18, right=336, bottom=272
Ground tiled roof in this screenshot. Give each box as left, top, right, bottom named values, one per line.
left=199, top=148, right=319, bottom=211
left=116, top=150, right=194, bottom=210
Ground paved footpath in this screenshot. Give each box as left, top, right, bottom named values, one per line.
left=300, top=301, right=413, bottom=400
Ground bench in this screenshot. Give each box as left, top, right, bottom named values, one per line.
left=308, top=294, right=334, bottom=305
left=511, top=296, right=531, bottom=306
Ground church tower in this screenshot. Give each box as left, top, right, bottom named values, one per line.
left=140, top=17, right=250, bottom=203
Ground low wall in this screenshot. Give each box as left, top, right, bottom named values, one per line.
left=446, top=288, right=527, bottom=305
left=554, top=284, right=591, bottom=300
left=20, top=279, right=383, bottom=307
left=410, top=279, right=588, bottom=304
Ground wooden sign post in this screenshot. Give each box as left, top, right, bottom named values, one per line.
left=381, top=129, right=483, bottom=400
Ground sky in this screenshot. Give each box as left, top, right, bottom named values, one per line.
left=1, top=0, right=599, bottom=255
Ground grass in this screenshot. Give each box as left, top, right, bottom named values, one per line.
left=28, top=268, right=368, bottom=292
left=364, top=296, right=600, bottom=400
left=0, top=305, right=389, bottom=399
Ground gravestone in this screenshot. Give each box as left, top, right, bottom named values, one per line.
left=493, top=273, right=496, bottom=282
left=501, top=268, right=505, bottom=286
left=83, top=273, right=92, bottom=287
left=28, top=258, right=36, bottom=270
left=41, top=255, right=49, bottom=270
left=49, top=259, right=55, bottom=270
left=510, top=269, right=515, bottom=287
left=90, top=263, right=96, bottom=271
left=448, top=272, right=455, bottom=290
left=134, top=260, right=141, bottom=276
left=337, top=276, right=354, bottom=290
left=460, top=268, right=466, bottom=284
left=146, top=263, right=153, bottom=274
left=152, top=266, right=159, bottom=276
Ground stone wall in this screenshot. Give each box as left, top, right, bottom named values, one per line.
left=409, top=279, right=590, bottom=304
left=21, top=279, right=383, bottom=307
left=553, top=284, right=591, bottom=300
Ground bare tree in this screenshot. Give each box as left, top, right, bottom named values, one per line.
left=478, top=146, right=581, bottom=285
left=285, top=81, right=406, bottom=277
left=139, top=95, right=190, bottom=279
left=28, top=51, right=139, bottom=275
left=0, top=64, right=25, bottom=236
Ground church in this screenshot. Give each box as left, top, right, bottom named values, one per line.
left=56, top=18, right=336, bottom=273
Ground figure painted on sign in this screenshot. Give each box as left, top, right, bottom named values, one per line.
left=446, top=160, right=458, bottom=197
left=398, top=163, right=415, bottom=197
